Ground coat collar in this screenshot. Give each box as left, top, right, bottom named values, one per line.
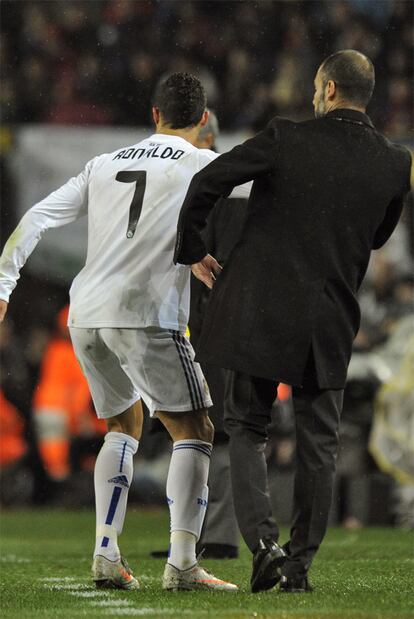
left=324, top=108, right=374, bottom=129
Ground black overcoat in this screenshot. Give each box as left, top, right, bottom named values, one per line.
left=174, top=109, right=412, bottom=389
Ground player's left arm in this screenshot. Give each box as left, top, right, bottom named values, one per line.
left=0, top=157, right=97, bottom=322
left=174, top=125, right=279, bottom=266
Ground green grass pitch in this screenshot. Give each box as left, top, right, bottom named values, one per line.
left=0, top=509, right=413, bottom=618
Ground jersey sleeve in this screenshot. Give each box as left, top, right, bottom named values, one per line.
left=0, top=157, right=97, bottom=302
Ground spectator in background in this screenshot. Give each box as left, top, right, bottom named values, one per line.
left=33, top=305, right=105, bottom=485
left=369, top=314, right=414, bottom=528
left=123, top=52, right=158, bottom=126
left=0, top=389, right=32, bottom=506
left=0, top=317, right=31, bottom=417
left=47, top=74, right=112, bottom=125
left=0, top=390, right=27, bottom=469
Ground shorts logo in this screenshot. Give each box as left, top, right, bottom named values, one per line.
left=197, top=497, right=208, bottom=508
left=167, top=497, right=174, bottom=506
left=108, top=475, right=129, bottom=488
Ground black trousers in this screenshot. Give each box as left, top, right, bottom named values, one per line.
left=223, top=368, right=343, bottom=578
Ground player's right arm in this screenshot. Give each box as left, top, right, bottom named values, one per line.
left=0, top=157, right=97, bottom=323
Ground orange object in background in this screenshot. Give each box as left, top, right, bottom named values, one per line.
left=0, top=389, right=27, bottom=469
left=33, top=336, right=100, bottom=436
left=277, top=383, right=291, bottom=401
left=33, top=305, right=105, bottom=480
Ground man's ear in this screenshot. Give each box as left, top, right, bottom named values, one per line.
left=326, top=80, right=337, bottom=101
left=152, top=106, right=160, bottom=125
left=199, top=109, right=209, bottom=128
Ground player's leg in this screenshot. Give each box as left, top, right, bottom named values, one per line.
left=93, top=402, right=142, bottom=562
left=69, top=327, right=142, bottom=590
left=158, top=407, right=237, bottom=591
left=157, top=407, right=213, bottom=570
left=123, top=327, right=236, bottom=591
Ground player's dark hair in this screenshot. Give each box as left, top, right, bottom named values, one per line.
left=319, top=50, right=375, bottom=108
left=153, top=72, right=207, bottom=129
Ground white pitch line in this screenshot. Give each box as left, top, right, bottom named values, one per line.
left=68, top=591, right=111, bottom=598
left=90, top=600, right=132, bottom=607
left=41, top=577, right=77, bottom=582
left=43, top=583, right=92, bottom=591
left=0, top=555, right=31, bottom=563
left=102, top=610, right=209, bottom=617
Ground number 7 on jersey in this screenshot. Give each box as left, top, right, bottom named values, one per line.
left=116, top=171, right=147, bottom=239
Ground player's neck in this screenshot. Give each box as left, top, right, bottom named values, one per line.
left=155, top=125, right=200, bottom=146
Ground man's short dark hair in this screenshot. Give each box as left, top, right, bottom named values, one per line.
left=153, top=72, right=207, bottom=129
left=319, top=50, right=375, bottom=108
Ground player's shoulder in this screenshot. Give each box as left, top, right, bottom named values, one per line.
left=197, top=148, right=219, bottom=168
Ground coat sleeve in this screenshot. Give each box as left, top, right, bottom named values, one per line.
left=174, top=124, right=280, bottom=265
left=0, top=157, right=97, bottom=302
left=373, top=150, right=412, bottom=250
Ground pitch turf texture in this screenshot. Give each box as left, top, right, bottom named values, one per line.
left=0, top=510, right=412, bottom=619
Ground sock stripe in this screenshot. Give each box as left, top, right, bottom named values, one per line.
left=173, top=441, right=212, bottom=455
left=177, top=333, right=204, bottom=408
left=171, top=331, right=198, bottom=409
left=173, top=444, right=212, bottom=457
left=101, top=536, right=109, bottom=547
left=105, top=486, right=122, bottom=525
left=173, top=441, right=212, bottom=451
left=119, top=441, right=127, bottom=472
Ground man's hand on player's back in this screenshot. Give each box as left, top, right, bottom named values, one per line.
left=191, top=255, right=222, bottom=289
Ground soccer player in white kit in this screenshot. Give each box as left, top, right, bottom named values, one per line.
left=0, top=73, right=238, bottom=592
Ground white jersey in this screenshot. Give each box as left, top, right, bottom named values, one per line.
left=0, top=133, right=238, bottom=330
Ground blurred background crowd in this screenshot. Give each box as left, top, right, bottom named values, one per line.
left=0, top=1, right=413, bottom=529
left=1, top=0, right=413, bottom=135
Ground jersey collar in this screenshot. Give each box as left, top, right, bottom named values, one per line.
left=148, top=133, right=193, bottom=146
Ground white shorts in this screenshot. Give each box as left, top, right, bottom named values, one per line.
left=69, top=327, right=212, bottom=419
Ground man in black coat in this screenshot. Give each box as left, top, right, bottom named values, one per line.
left=174, top=50, right=412, bottom=593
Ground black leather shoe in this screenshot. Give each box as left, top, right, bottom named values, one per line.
left=279, top=575, right=313, bottom=593
left=251, top=537, right=286, bottom=593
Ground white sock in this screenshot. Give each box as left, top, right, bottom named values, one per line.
left=167, top=439, right=212, bottom=570
left=93, top=431, right=139, bottom=561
